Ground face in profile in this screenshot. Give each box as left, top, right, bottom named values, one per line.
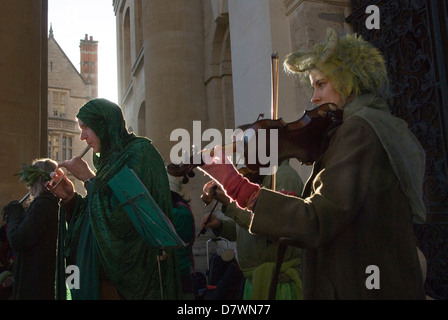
left=309, top=70, right=345, bottom=109
left=78, top=119, right=101, bottom=153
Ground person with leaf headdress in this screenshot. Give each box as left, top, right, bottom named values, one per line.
left=2, top=159, right=59, bottom=299
left=197, top=28, right=426, bottom=299
left=48, top=98, right=182, bottom=300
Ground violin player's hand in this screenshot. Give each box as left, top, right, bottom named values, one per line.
left=198, top=145, right=260, bottom=210
left=202, top=180, right=231, bottom=206
left=201, top=180, right=217, bottom=205
left=200, top=212, right=222, bottom=231
left=213, top=187, right=232, bottom=205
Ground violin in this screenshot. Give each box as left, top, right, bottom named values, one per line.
left=243, top=102, right=343, bottom=171
left=167, top=103, right=343, bottom=183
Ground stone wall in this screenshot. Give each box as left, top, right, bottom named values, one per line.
left=0, top=1, right=48, bottom=206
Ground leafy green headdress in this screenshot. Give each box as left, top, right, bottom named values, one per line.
left=16, top=163, right=51, bottom=187
left=15, top=159, right=57, bottom=197
left=283, top=28, right=389, bottom=101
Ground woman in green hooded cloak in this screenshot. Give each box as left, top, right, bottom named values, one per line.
left=49, top=98, right=182, bottom=300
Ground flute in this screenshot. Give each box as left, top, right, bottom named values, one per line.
left=52, top=145, right=92, bottom=189
left=19, top=192, right=30, bottom=204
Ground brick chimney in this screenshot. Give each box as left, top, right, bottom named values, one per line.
left=80, top=34, right=98, bottom=98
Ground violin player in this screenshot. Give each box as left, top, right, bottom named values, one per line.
left=198, top=28, right=427, bottom=300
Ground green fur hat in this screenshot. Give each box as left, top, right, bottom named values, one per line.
left=283, top=28, right=389, bottom=101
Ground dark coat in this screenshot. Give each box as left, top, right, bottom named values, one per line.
left=7, top=192, right=59, bottom=300
left=250, top=115, right=425, bottom=299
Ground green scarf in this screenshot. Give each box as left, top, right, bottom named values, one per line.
left=58, top=99, right=181, bottom=300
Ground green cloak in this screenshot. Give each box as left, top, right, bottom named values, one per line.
left=57, top=98, right=181, bottom=299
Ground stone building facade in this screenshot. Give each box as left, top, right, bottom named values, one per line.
left=47, top=27, right=97, bottom=195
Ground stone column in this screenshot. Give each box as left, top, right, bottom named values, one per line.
left=0, top=0, right=48, bottom=205
left=142, top=0, right=207, bottom=161
left=141, top=1, right=210, bottom=249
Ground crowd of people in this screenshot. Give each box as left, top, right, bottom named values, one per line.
left=1, top=28, right=427, bottom=300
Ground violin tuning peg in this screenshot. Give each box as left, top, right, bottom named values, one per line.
left=187, top=170, right=195, bottom=178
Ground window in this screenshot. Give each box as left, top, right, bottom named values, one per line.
left=49, top=90, right=67, bottom=117
left=48, top=134, right=74, bottom=161
left=68, top=137, right=73, bottom=159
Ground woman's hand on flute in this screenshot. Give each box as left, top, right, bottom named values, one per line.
left=46, top=145, right=93, bottom=202
left=46, top=168, right=76, bottom=202
left=58, top=157, right=95, bottom=183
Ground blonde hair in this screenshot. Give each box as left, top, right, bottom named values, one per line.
left=284, top=28, right=390, bottom=102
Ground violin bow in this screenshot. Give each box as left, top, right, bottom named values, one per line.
left=197, top=200, right=219, bottom=237
left=270, top=52, right=279, bottom=191
left=198, top=185, right=219, bottom=237
left=268, top=52, right=291, bottom=301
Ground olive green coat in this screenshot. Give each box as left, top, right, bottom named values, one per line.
left=251, top=95, right=425, bottom=299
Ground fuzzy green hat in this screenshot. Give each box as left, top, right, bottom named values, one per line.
left=283, top=28, right=389, bottom=101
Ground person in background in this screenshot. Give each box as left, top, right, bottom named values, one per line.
left=201, top=159, right=304, bottom=300
left=3, top=159, right=59, bottom=300
left=167, top=171, right=196, bottom=300
left=0, top=209, right=14, bottom=300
